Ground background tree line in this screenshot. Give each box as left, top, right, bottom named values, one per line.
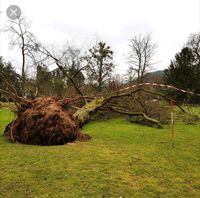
left=1, top=17, right=200, bottom=103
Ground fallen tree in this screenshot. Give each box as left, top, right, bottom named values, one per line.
left=1, top=43, right=200, bottom=145
left=2, top=80, right=199, bottom=145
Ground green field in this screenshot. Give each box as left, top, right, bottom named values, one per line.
left=0, top=108, right=200, bottom=197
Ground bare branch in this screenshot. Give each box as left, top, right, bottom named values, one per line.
left=109, top=106, right=160, bottom=124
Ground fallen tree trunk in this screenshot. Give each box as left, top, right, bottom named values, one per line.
left=73, top=87, right=173, bottom=126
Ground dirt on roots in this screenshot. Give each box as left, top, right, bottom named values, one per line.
left=4, top=97, right=91, bottom=145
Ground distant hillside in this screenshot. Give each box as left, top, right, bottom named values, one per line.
left=143, top=70, right=164, bottom=83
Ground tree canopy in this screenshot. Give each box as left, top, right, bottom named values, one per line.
left=163, top=46, right=200, bottom=103
left=84, top=41, right=115, bottom=92
left=0, top=57, right=21, bottom=100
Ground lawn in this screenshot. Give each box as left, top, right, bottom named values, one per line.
left=0, top=108, right=200, bottom=197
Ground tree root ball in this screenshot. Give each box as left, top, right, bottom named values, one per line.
left=4, top=97, right=91, bottom=145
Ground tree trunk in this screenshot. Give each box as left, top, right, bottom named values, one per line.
left=21, top=37, right=26, bottom=97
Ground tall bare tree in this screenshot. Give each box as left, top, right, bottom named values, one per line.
left=127, top=33, right=157, bottom=83
left=5, top=17, right=36, bottom=96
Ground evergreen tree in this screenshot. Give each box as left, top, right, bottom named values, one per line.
left=85, top=42, right=114, bottom=92
left=36, top=64, right=53, bottom=96
left=163, top=47, right=200, bottom=103
left=0, top=56, right=21, bottom=100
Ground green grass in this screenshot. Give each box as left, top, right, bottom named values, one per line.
left=0, top=108, right=200, bottom=197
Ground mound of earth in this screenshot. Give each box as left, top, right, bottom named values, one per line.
left=4, top=97, right=90, bottom=145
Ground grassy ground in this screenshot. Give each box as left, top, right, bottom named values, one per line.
left=0, top=108, right=200, bottom=197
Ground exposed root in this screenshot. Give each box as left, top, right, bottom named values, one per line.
left=4, top=97, right=90, bottom=145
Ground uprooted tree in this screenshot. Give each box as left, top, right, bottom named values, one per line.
left=1, top=37, right=200, bottom=146
left=2, top=80, right=199, bottom=145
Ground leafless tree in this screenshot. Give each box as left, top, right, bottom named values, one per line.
left=127, top=33, right=157, bottom=83
left=5, top=17, right=37, bottom=96
left=59, top=43, right=86, bottom=87
left=32, top=42, right=86, bottom=96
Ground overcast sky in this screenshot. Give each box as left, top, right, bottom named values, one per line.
left=0, top=0, right=200, bottom=74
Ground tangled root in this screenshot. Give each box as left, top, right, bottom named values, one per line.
left=4, top=97, right=90, bottom=145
